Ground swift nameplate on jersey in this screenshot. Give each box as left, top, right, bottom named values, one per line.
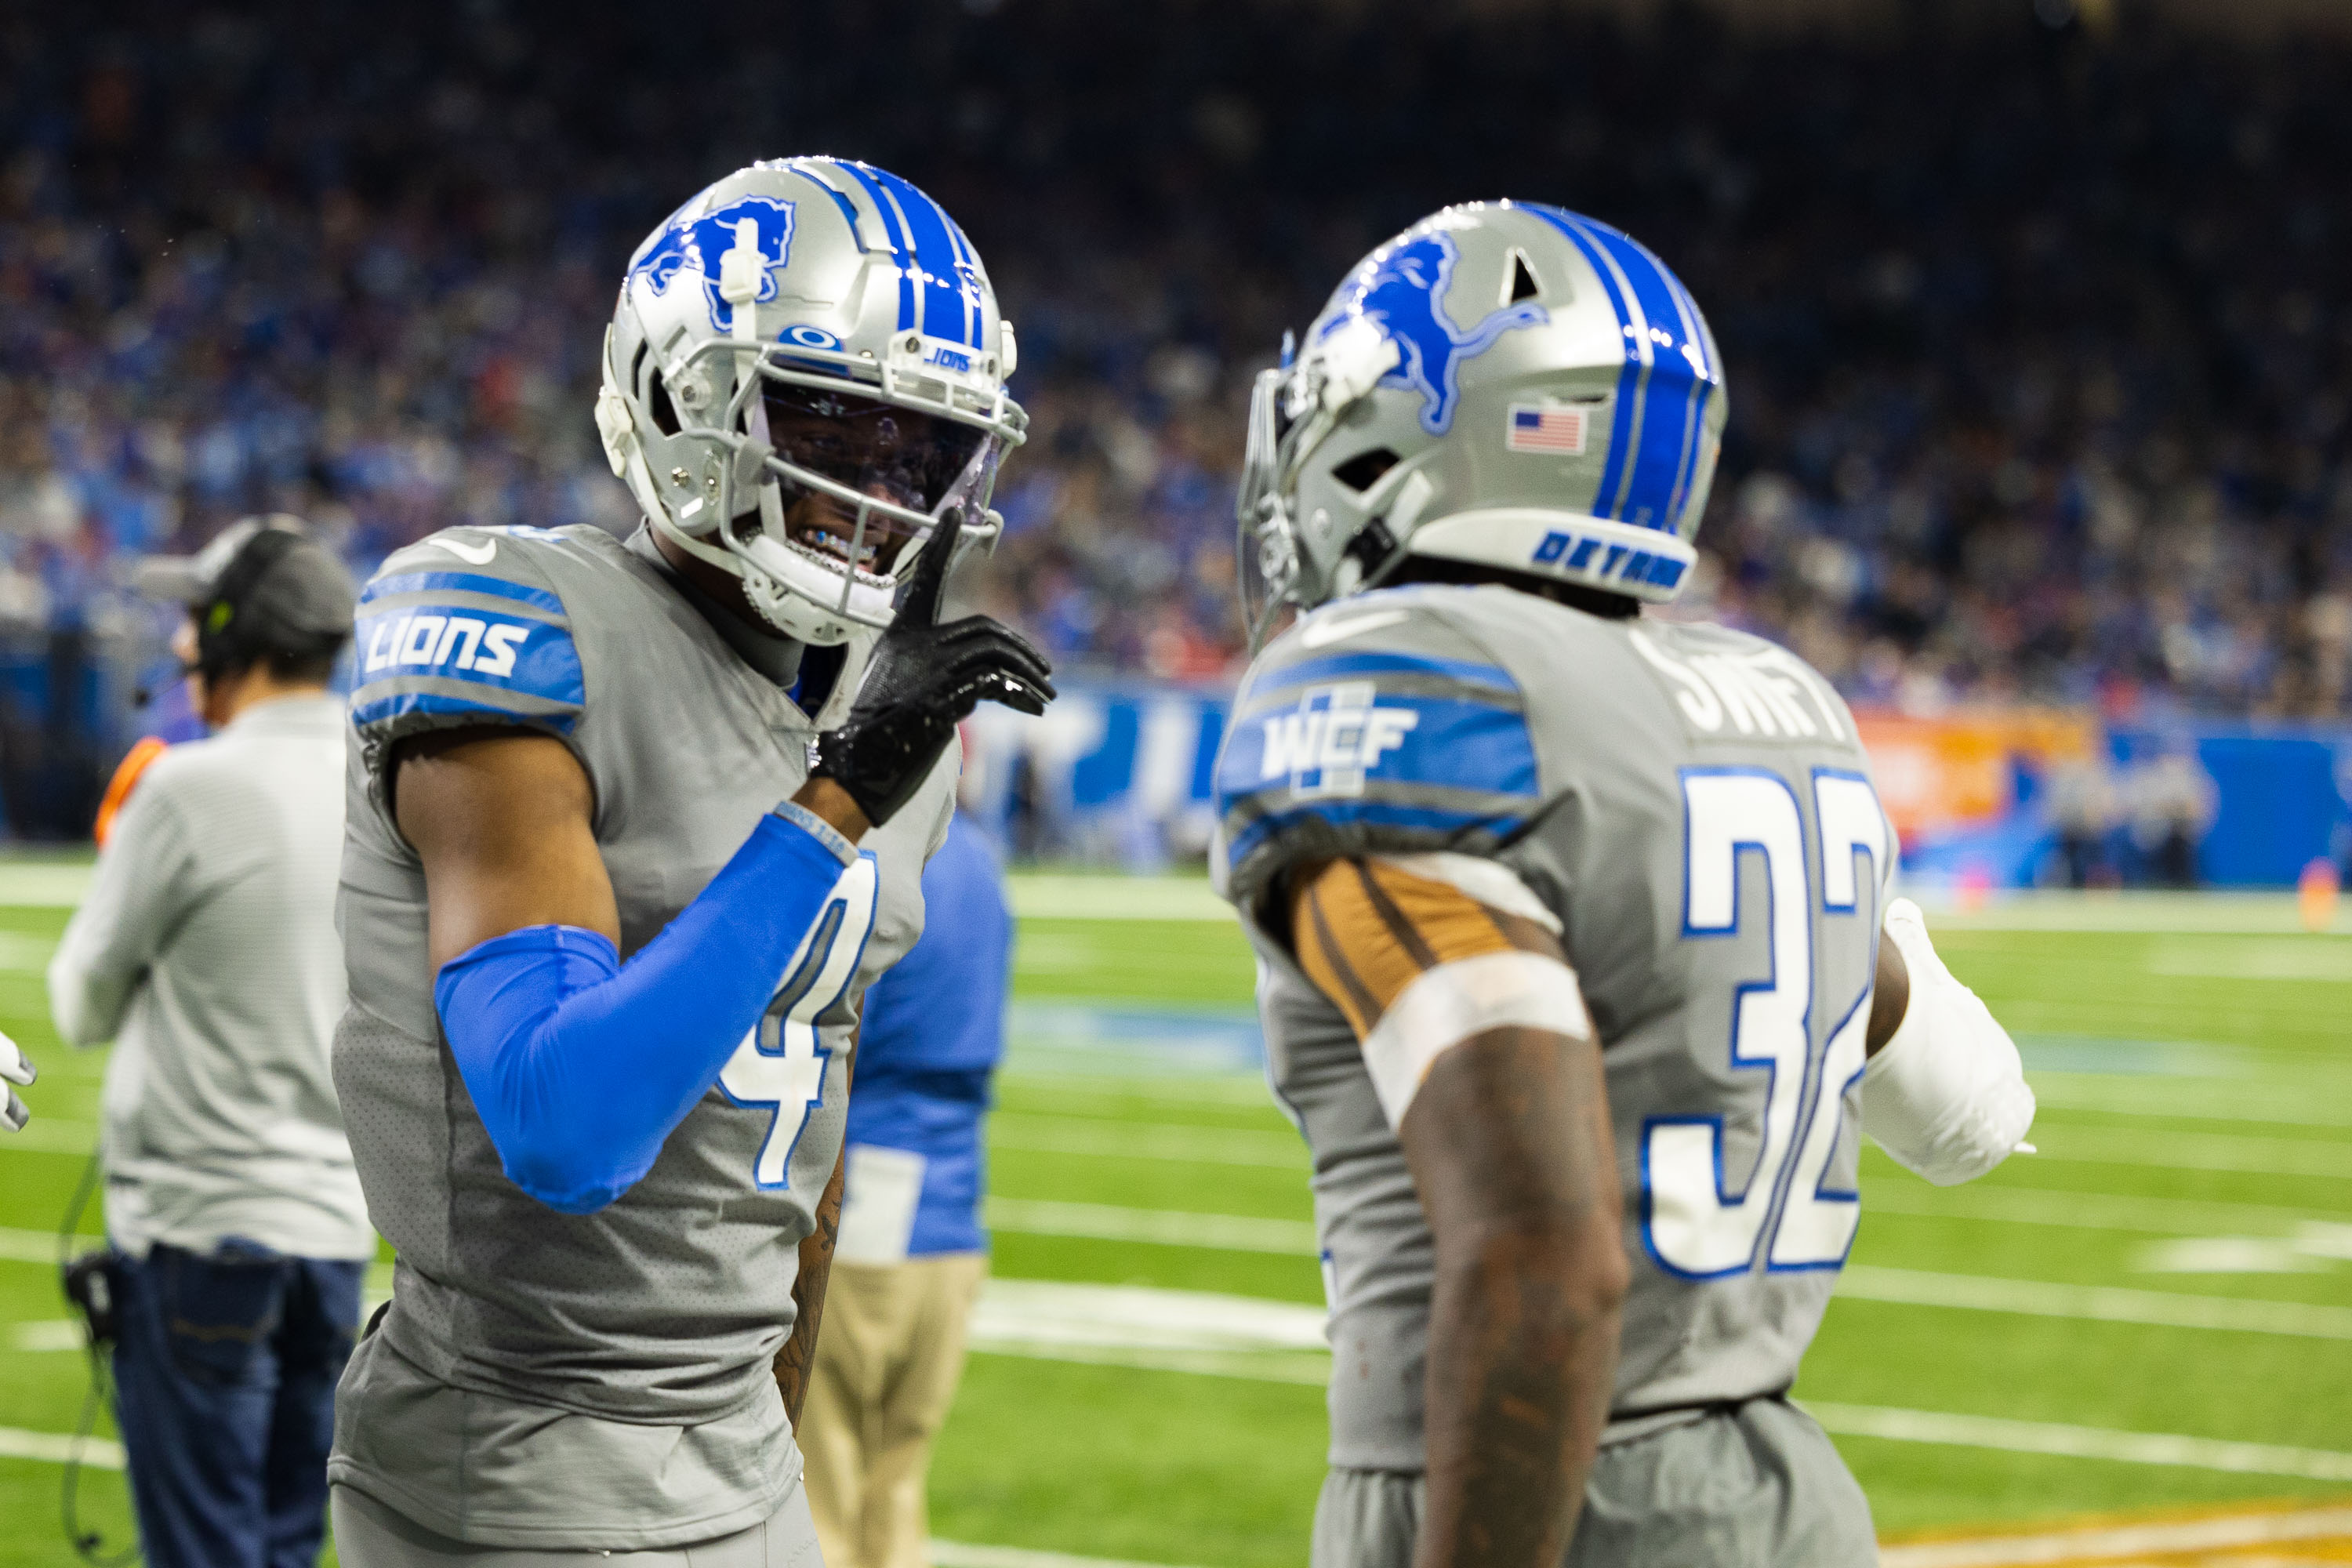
left=1628, top=627, right=1849, bottom=745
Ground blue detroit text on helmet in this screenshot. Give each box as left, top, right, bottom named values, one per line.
left=1531, top=528, right=1688, bottom=592
left=1318, top=230, right=1547, bottom=436
left=628, top=196, right=798, bottom=333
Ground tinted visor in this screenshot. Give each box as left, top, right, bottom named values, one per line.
left=762, top=384, right=990, bottom=574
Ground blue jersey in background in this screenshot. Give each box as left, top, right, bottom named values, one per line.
left=842, top=811, right=1011, bottom=1258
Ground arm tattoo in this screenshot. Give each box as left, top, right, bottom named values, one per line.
left=775, top=1149, right=844, bottom=1431
left=775, top=1034, right=855, bottom=1432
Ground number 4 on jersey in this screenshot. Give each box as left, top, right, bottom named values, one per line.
left=718, top=854, right=880, bottom=1189
left=1646, top=768, right=1888, bottom=1279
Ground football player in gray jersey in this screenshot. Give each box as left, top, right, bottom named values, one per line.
left=1211, top=203, right=2037, bottom=1568
left=327, top=160, right=1052, bottom=1564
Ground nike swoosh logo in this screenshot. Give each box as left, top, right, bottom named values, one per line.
left=424, top=535, right=497, bottom=566
left=1298, top=608, right=1410, bottom=649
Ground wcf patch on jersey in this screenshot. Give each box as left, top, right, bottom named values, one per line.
left=1258, top=681, right=1421, bottom=800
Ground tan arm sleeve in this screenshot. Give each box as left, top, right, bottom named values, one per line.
left=1290, top=856, right=1565, bottom=1039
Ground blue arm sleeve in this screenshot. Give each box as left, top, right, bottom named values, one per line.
left=433, top=804, right=858, bottom=1214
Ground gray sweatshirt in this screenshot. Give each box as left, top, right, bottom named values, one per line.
left=49, top=692, right=374, bottom=1262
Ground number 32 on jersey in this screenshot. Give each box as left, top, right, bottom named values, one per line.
left=1646, top=768, right=1889, bottom=1278
left=718, top=854, right=880, bottom=1189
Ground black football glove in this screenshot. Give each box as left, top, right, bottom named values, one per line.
left=810, top=508, right=1054, bottom=827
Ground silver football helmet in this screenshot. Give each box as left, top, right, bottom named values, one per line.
left=596, top=158, right=1025, bottom=644
left=1239, top=201, right=1726, bottom=646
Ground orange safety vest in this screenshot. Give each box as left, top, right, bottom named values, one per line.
left=93, top=736, right=171, bottom=848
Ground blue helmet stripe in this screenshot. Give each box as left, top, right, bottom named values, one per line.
left=1526, top=208, right=1646, bottom=521
left=1661, top=270, right=1718, bottom=527
left=1575, top=221, right=1702, bottom=534
left=859, top=165, right=976, bottom=348
left=826, top=160, right=917, bottom=333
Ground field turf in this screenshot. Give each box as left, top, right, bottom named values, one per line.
left=2, top=879, right=2348, bottom=1566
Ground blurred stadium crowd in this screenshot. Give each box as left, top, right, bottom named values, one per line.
left=4, top=1, right=2350, bottom=752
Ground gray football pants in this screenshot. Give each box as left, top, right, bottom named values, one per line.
left=1312, top=1399, right=1878, bottom=1568
left=330, top=1482, right=824, bottom=1567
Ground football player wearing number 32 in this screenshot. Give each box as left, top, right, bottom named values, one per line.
left=325, top=161, right=1051, bottom=1566
left=1212, top=202, right=2034, bottom=1568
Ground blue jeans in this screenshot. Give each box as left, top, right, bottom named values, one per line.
left=110, top=1241, right=365, bottom=1568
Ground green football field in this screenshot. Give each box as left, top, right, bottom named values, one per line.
left=2, top=873, right=2348, bottom=1566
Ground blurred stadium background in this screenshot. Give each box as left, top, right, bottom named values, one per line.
left=3, top=0, right=2350, bottom=1563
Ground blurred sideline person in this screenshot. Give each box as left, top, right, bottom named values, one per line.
left=1213, top=204, right=2035, bottom=1567
left=47, top=516, right=372, bottom=1568
left=802, top=793, right=1013, bottom=1568
left=325, top=162, right=1051, bottom=1566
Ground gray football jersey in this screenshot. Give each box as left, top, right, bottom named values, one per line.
left=328, top=523, right=953, bottom=1550
left=1214, top=583, right=1893, bottom=1471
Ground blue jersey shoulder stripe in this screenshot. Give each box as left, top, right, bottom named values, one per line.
left=1247, top=649, right=1519, bottom=700
left=361, top=569, right=564, bottom=616
left=352, top=688, right=581, bottom=738
left=1226, top=800, right=1528, bottom=871
left=826, top=161, right=918, bottom=336
left=353, top=602, right=584, bottom=713
left=1219, top=691, right=1538, bottom=804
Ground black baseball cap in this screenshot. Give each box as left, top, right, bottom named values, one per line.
left=135, top=515, right=358, bottom=677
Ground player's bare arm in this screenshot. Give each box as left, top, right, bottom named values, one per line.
left=1866, top=929, right=1908, bottom=1056
left=1289, top=856, right=1628, bottom=1568
left=397, top=731, right=866, bottom=966
left=1857, top=899, right=2034, bottom=1184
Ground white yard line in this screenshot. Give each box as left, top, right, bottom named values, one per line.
left=5, top=1320, right=85, bottom=1352
left=1835, top=1265, right=2352, bottom=1339
left=990, top=1115, right=1305, bottom=1169
left=0, top=1119, right=100, bottom=1156
left=993, top=1107, right=2352, bottom=1190
left=1922, top=891, right=2352, bottom=935
left=0, top=1425, right=122, bottom=1468
left=1809, top=1401, right=2352, bottom=1485
left=1007, top=877, right=1231, bottom=923
left=987, top=1198, right=1319, bottom=1255
left=982, top=1203, right=2352, bottom=1340
left=2031, top=1079, right=2352, bottom=1131
left=1877, top=1505, right=2352, bottom=1568
left=0, top=1224, right=93, bottom=1264
left=2016, top=1122, right=2352, bottom=1181
left=1861, top=1177, right=2347, bottom=1237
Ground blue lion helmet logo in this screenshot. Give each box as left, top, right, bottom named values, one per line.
left=628, top=196, right=798, bottom=332
left=1317, top=231, right=1547, bottom=435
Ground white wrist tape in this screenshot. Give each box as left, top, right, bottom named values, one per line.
left=1362, top=950, right=1588, bottom=1128
left=1862, top=898, right=2036, bottom=1186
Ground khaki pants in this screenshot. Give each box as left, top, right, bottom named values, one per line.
left=800, top=1253, right=986, bottom=1568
